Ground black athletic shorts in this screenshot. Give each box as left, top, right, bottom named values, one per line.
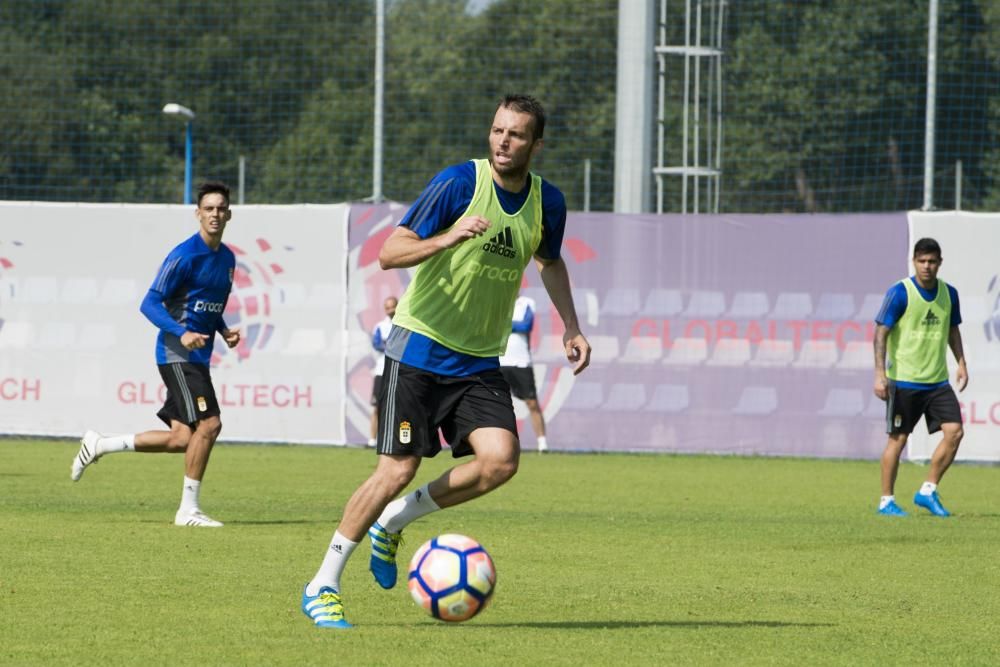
left=370, top=374, right=383, bottom=407
left=375, top=358, right=518, bottom=458
left=156, top=362, right=220, bottom=427
left=500, top=366, right=538, bottom=401
left=885, top=382, right=961, bottom=435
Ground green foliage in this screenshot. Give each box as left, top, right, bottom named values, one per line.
left=0, top=0, right=997, bottom=210
left=2, top=440, right=1000, bottom=665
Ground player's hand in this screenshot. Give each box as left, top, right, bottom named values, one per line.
left=180, top=331, right=210, bottom=350
left=441, top=216, right=492, bottom=248
left=955, top=364, right=968, bottom=392
left=221, top=328, right=241, bottom=349
left=564, top=331, right=591, bottom=375
left=873, top=374, right=888, bottom=401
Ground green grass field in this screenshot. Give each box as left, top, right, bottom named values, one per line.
left=2, top=439, right=999, bottom=666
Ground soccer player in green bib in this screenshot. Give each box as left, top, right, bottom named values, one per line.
left=873, top=238, right=968, bottom=518
left=300, top=94, right=592, bottom=628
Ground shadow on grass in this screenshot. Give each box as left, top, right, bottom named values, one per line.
left=402, top=620, right=835, bottom=630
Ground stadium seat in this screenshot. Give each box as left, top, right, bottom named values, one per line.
left=812, top=292, right=856, bottom=321
left=726, top=291, right=770, bottom=319
left=795, top=340, right=838, bottom=368
left=620, top=335, right=663, bottom=364
left=865, top=394, right=887, bottom=420
left=77, top=323, right=118, bottom=350
left=0, top=321, right=33, bottom=349
left=98, top=278, right=139, bottom=306
left=641, top=288, right=684, bottom=318
left=588, top=335, right=621, bottom=365
left=818, top=388, right=864, bottom=417
left=568, top=380, right=604, bottom=411
left=601, top=287, right=642, bottom=318
left=534, top=335, right=567, bottom=363
left=662, top=337, right=708, bottom=366
left=60, top=277, right=99, bottom=304
left=854, top=293, right=884, bottom=322
left=604, top=383, right=647, bottom=411
left=835, top=340, right=870, bottom=370
left=732, top=386, right=778, bottom=415
left=705, top=338, right=751, bottom=367
left=644, top=383, right=690, bottom=413
left=749, top=339, right=794, bottom=367
left=17, top=276, right=58, bottom=304
left=684, top=290, right=726, bottom=318
left=770, top=292, right=813, bottom=320
left=573, top=289, right=599, bottom=323
left=38, top=322, right=77, bottom=349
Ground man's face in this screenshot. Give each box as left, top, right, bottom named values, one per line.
left=384, top=298, right=397, bottom=318
left=488, top=106, right=542, bottom=179
left=912, top=251, right=941, bottom=284
left=196, top=192, right=231, bottom=237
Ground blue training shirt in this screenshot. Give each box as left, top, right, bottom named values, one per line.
left=875, top=276, right=961, bottom=390
left=140, top=232, right=236, bottom=366
left=387, top=160, right=567, bottom=376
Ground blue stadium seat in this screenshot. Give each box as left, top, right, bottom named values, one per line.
left=726, top=291, right=770, bottom=319
left=854, top=293, right=884, bottom=321
left=769, top=292, right=813, bottom=320
left=601, top=287, right=642, bottom=318
left=644, top=384, right=690, bottom=413
left=568, top=380, right=604, bottom=411
left=604, top=383, right=647, bottom=411
left=684, top=290, right=726, bottom=318
left=641, top=288, right=684, bottom=318
left=812, top=292, right=856, bottom=321
left=818, top=388, right=864, bottom=417
left=732, top=386, right=778, bottom=415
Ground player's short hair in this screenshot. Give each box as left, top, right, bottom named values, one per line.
left=913, top=237, right=941, bottom=258
left=197, top=181, right=231, bottom=207
left=497, top=94, right=546, bottom=140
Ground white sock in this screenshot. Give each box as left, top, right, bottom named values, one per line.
left=919, top=482, right=937, bottom=496
left=379, top=484, right=441, bottom=533
left=306, top=531, right=358, bottom=596
left=96, top=433, right=136, bottom=456
left=179, top=476, right=201, bottom=512
left=537, top=436, right=548, bottom=450
left=879, top=495, right=894, bottom=510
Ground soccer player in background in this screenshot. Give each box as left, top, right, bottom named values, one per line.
left=300, top=94, right=591, bottom=628
left=70, top=181, right=241, bottom=528
left=499, top=293, right=548, bottom=452
left=368, top=295, right=397, bottom=447
left=873, top=237, right=967, bottom=517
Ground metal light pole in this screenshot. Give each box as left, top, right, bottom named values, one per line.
left=162, top=103, right=196, bottom=204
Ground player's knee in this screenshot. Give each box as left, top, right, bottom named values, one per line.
left=165, top=432, right=190, bottom=452
left=200, top=416, right=223, bottom=440
left=377, top=462, right=418, bottom=496
left=482, top=458, right=518, bottom=489
left=944, top=423, right=964, bottom=444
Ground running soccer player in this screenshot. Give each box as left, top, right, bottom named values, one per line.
left=500, top=293, right=548, bottom=451
left=873, top=237, right=968, bottom=518
left=71, top=181, right=241, bottom=528
left=368, top=296, right=397, bottom=447
left=300, top=94, right=591, bottom=628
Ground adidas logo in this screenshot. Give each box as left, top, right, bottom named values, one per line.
left=482, top=227, right=517, bottom=258
left=922, top=309, right=940, bottom=326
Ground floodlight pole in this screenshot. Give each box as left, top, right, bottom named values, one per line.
left=162, top=103, right=196, bottom=205
left=922, top=0, right=938, bottom=211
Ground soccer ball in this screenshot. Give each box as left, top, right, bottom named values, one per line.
left=407, top=534, right=496, bottom=622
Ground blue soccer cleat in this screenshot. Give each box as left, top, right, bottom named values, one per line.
left=368, top=521, right=403, bottom=589
left=301, top=585, right=352, bottom=629
left=913, top=490, right=951, bottom=517
left=877, top=500, right=908, bottom=517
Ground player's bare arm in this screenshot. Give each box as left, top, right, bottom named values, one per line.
left=379, top=217, right=493, bottom=270
left=536, top=255, right=591, bottom=375
left=873, top=324, right=890, bottom=400
left=949, top=325, right=968, bottom=391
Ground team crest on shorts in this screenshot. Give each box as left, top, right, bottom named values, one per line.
left=198, top=396, right=208, bottom=412
left=893, top=415, right=902, bottom=428
left=399, top=420, right=412, bottom=445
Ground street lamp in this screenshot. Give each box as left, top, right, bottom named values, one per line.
left=162, top=103, right=196, bottom=204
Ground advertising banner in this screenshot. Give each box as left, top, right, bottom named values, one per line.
left=0, top=202, right=349, bottom=444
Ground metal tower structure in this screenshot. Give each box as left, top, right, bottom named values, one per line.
left=654, top=0, right=726, bottom=213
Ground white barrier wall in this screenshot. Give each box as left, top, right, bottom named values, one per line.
left=0, top=202, right=349, bottom=444
left=906, top=211, right=1000, bottom=462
